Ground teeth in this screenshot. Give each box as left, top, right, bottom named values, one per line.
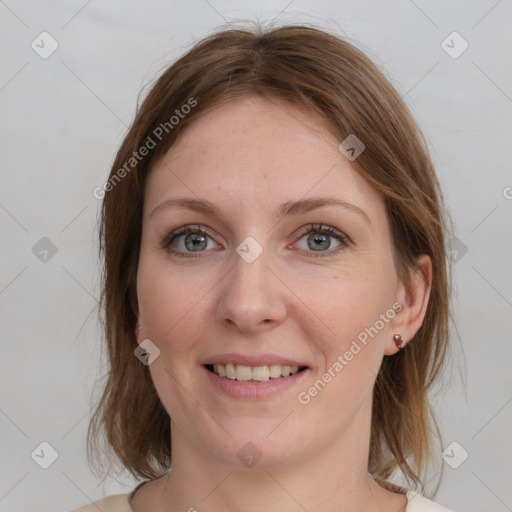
left=236, top=365, right=252, bottom=381
left=214, top=363, right=226, bottom=377
left=211, top=363, right=302, bottom=380
left=252, top=365, right=270, bottom=382
left=268, top=364, right=281, bottom=378
left=225, top=363, right=236, bottom=379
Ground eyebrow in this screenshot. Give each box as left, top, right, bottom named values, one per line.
left=150, top=196, right=371, bottom=225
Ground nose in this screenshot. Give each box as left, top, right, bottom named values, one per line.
left=216, top=241, right=287, bottom=334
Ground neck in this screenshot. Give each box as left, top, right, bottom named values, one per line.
left=153, top=400, right=402, bottom=512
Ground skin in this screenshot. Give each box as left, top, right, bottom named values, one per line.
left=132, top=95, right=432, bottom=512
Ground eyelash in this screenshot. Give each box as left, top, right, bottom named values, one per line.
left=162, top=223, right=349, bottom=259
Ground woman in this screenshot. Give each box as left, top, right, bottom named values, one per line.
left=74, top=23, right=455, bottom=512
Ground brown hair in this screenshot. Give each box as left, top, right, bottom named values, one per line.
left=88, top=21, right=452, bottom=495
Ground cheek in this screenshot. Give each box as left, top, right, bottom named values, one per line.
left=136, top=260, right=210, bottom=425
left=136, top=265, right=198, bottom=389
left=304, top=264, right=397, bottom=356
left=136, top=252, right=209, bottom=343
left=295, top=272, right=396, bottom=415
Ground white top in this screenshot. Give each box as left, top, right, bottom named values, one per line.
left=69, top=489, right=456, bottom=511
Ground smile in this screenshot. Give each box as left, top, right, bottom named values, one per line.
left=205, top=363, right=307, bottom=381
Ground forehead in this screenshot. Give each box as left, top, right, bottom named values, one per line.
left=143, top=95, right=384, bottom=223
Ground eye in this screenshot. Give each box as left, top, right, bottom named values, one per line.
left=162, top=223, right=349, bottom=258
left=162, top=225, right=219, bottom=258
left=293, top=223, right=349, bottom=257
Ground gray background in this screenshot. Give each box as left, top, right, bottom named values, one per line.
left=1, top=1, right=511, bottom=511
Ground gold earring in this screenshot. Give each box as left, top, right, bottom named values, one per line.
left=394, top=334, right=404, bottom=350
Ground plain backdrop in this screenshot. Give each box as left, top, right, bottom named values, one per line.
left=1, top=1, right=511, bottom=511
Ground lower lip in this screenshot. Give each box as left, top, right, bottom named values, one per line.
left=203, top=366, right=309, bottom=399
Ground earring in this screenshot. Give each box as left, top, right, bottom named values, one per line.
left=135, top=324, right=143, bottom=338
left=393, top=334, right=404, bottom=350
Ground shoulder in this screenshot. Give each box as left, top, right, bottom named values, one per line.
left=406, top=490, right=456, bottom=512
left=68, top=493, right=132, bottom=512
left=68, top=487, right=456, bottom=512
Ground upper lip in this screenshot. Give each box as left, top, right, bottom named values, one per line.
left=203, top=353, right=309, bottom=367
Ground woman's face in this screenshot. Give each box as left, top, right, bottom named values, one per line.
left=136, top=95, right=408, bottom=469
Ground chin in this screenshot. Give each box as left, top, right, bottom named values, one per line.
left=198, top=421, right=304, bottom=470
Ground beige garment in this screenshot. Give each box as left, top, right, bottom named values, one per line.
left=69, top=487, right=456, bottom=512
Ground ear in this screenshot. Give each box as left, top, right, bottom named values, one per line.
left=384, top=254, right=432, bottom=355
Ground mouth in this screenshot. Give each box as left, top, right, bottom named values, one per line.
left=204, top=363, right=308, bottom=382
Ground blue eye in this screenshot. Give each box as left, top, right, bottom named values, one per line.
left=294, top=223, right=349, bottom=256
left=162, top=223, right=349, bottom=258
left=162, top=225, right=215, bottom=257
